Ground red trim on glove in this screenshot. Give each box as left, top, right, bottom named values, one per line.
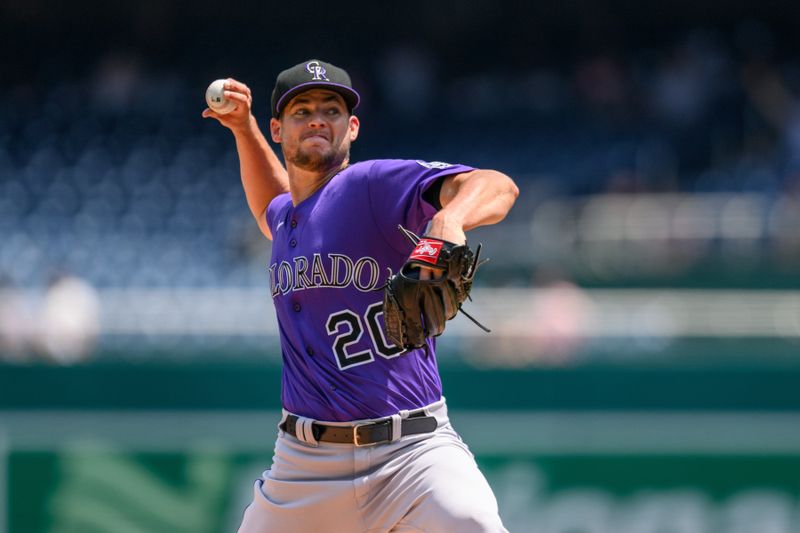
left=409, top=238, right=444, bottom=265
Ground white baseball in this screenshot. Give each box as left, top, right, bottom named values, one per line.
left=205, top=79, right=237, bottom=115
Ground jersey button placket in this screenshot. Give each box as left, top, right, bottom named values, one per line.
left=288, top=216, right=298, bottom=247
left=293, top=303, right=301, bottom=312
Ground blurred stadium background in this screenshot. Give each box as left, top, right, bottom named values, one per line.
left=3, top=1, right=800, bottom=531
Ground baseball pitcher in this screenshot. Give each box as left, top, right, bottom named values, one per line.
left=203, top=59, right=518, bottom=533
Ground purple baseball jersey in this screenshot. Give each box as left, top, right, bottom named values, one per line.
left=266, top=159, right=473, bottom=422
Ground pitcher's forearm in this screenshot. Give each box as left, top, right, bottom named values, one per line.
left=233, top=116, right=289, bottom=221
left=430, top=170, right=518, bottom=244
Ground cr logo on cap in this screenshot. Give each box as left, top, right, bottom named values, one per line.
left=306, top=61, right=329, bottom=81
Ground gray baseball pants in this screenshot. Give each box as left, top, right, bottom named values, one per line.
left=236, top=398, right=508, bottom=533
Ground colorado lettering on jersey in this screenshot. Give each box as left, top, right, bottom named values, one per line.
left=269, top=253, right=383, bottom=297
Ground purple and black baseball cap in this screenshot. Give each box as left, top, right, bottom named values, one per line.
left=271, top=59, right=361, bottom=118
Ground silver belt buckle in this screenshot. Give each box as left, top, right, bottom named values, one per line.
left=352, top=422, right=369, bottom=446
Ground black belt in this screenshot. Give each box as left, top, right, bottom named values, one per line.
left=281, top=410, right=438, bottom=446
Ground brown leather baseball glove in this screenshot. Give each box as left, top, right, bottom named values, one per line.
left=383, top=226, right=489, bottom=349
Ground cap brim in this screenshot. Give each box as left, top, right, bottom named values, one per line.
left=274, top=82, right=361, bottom=117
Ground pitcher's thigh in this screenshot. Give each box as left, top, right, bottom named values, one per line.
left=386, top=437, right=507, bottom=533
left=238, top=477, right=364, bottom=533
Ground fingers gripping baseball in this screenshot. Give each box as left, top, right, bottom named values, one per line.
left=202, top=78, right=254, bottom=130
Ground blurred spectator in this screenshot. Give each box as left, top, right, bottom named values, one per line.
left=740, top=54, right=800, bottom=171
left=36, top=272, right=100, bottom=364
left=471, top=268, right=595, bottom=367
left=646, top=31, right=728, bottom=128
left=522, top=268, right=594, bottom=364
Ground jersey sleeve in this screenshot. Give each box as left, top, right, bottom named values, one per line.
left=366, top=159, right=474, bottom=254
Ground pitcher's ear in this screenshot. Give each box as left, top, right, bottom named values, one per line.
left=270, top=117, right=282, bottom=143
left=349, top=115, right=360, bottom=141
